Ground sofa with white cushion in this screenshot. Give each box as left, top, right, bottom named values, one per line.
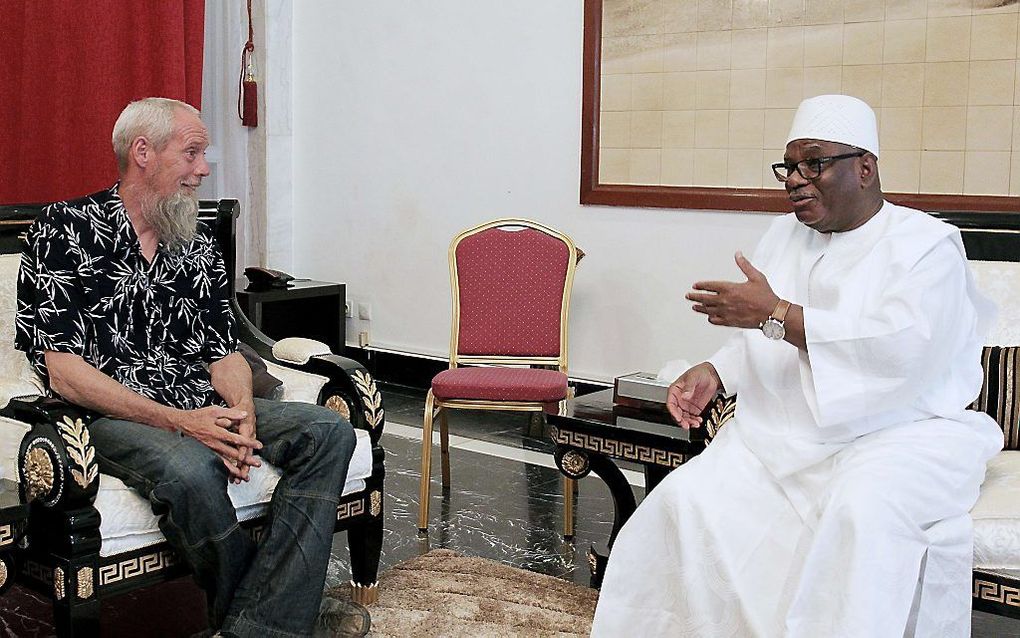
left=0, top=200, right=385, bottom=637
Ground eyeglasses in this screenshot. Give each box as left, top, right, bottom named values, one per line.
left=771, top=151, right=866, bottom=182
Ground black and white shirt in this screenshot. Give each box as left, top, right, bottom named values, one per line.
left=15, top=184, right=237, bottom=410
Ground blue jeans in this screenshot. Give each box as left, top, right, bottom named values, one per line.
left=89, top=398, right=356, bottom=637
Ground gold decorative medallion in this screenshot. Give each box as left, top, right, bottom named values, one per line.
left=325, top=395, right=351, bottom=421
left=351, top=370, right=384, bottom=429
left=76, top=567, right=93, bottom=599
left=0, top=559, right=7, bottom=589
left=54, top=566, right=65, bottom=600
left=58, top=416, right=99, bottom=488
left=560, top=450, right=589, bottom=478
left=587, top=549, right=598, bottom=574
left=369, top=490, right=382, bottom=517
left=24, top=447, right=55, bottom=503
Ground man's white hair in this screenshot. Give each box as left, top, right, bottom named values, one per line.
left=112, top=97, right=200, bottom=173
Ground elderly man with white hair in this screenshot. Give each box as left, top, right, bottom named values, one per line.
left=591, top=95, right=1003, bottom=637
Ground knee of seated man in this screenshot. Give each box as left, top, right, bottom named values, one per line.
left=821, top=475, right=909, bottom=527
left=299, top=405, right=357, bottom=464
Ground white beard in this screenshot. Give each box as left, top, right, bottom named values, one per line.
left=142, top=190, right=200, bottom=251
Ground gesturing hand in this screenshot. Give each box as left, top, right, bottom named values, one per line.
left=686, top=252, right=779, bottom=329
left=667, top=362, right=722, bottom=429
left=177, top=405, right=262, bottom=482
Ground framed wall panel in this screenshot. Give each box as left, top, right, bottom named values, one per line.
left=581, top=0, right=1020, bottom=213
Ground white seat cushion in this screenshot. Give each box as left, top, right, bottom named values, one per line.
left=973, top=450, right=1020, bottom=570
left=98, top=428, right=374, bottom=556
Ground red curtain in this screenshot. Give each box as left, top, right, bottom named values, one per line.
left=0, top=1, right=205, bottom=204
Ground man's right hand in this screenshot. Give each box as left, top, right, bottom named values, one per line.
left=175, top=406, right=262, bottom=480
left=667, top=362, right=722, bottom=429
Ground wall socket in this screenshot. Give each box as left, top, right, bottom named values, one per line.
left=358, top=330, right=370, bottom=347
left=358, top=302, right=372, bottom=321
left=344, top=301, right=353, bottom=318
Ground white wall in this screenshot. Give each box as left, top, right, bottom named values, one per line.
left=289, top=2, right=777, bottom=383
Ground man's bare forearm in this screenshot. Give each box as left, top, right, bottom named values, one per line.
left=209, top=351, right=254, bottom=408
left=44, top=351, right=181, bottom=431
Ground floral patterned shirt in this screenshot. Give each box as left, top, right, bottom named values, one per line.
left=15, top=184, right=237, bottom=410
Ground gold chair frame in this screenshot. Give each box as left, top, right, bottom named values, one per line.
left=417, top=218, right=580, bottom=536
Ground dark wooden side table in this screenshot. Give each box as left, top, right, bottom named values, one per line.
left=236, top=280, right=346, bottom=354
left=548, top=388, right=712, bottom=587
left=0, top=478, right=29, bottom=596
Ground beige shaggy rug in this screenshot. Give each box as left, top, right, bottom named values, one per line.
left=328, top=549, right=598, bottom=637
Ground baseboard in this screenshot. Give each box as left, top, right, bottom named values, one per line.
left=341, top=346, right=611, bottom=396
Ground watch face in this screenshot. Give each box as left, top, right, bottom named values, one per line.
left=761, top=318, right=785, bottom=340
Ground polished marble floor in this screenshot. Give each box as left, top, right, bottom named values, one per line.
left=2, top=383, right=1019, bottom=636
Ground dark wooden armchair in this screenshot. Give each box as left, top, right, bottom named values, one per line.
left=0, top=199, right=385, bottom=636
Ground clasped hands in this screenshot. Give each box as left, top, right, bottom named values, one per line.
left=178, top=402, right=262, bottom=484
left=668, top=252, right=778, bottom=429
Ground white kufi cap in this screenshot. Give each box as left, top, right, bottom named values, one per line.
left=786, top=94, right=879, bottom=158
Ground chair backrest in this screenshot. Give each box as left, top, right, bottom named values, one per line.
left=449, top=218, right=578, bottom=371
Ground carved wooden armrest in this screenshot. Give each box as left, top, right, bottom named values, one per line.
left=234, top=300, right=385, bottom=446
left=3, top=397, right=100, bottom=510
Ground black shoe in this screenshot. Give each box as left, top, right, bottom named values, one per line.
left=313, top=596, right=371, bottom=637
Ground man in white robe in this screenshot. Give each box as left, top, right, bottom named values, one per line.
left=591, top=95, right=1003, bottom=637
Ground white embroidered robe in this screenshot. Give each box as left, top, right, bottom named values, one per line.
left=592, top=202, right=1003, bottom=638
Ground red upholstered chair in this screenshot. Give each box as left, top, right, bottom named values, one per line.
left=417, top=218, right=581, bottom=535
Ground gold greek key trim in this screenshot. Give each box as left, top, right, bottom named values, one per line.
left=21, top=559, right=54, bottom=587
left=350, top=581, right=379, bottom=605
left=551, top=428, right=687, bottom=468
left=76, top=567, right=93, bottom=599
left=99, top=550, right=179, bottom=586
left=54, top=566, right=65, bottom=600
left=973, top=578, right=1020, bottom=607
left=57, top=416, right=99, bottom=489
left=325, top=395, right=351, bottom=421
left=337, top=498, right=366, bottom=522
left=23, top=445, right=56, bottom=504
left=0, top=524, right=14, bottom=549
left=351, top=370, right=384, bottom=430
left=369, top=490, right=382, bottom=517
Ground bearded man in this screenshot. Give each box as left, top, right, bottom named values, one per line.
left=591, top=95, right=1003, bottom=637
left=15, top=98, right=369, bottom=637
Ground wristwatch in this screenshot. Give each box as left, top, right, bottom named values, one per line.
left=760, top=299, right=791, bottom=340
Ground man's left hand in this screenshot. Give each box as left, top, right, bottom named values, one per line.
left=686, top=252, right=779, bottom=329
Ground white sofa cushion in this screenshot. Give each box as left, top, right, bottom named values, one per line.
left=98, top=427, right=374, bottom=556
left=0, top=254, right=46, bottom=407
left=973, top=450, right=1020, bottom=570
left=971, top=261, right=1020, bottom=346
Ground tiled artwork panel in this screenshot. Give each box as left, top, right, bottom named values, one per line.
left=599, top=0, right=1020, bottom=195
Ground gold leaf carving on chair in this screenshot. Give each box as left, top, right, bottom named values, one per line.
left=58, top=416, right=99, bottom=489
left=352, top=370, right=384, bottom=429
left=704, top=396, right=736, bottom=440
left=324, top=395, right=351, bottom=421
